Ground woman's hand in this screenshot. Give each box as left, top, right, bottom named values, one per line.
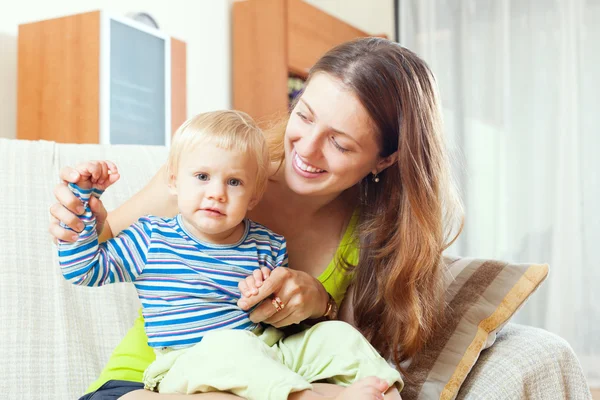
left=48, top=164, right=114, bottom=243
left=237, top=267, right=330, bottom=327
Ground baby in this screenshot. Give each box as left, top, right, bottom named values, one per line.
left=58, top=110, right=402, bottom=399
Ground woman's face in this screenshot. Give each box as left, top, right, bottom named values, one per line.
left=284, top=73, right=384, bottom=197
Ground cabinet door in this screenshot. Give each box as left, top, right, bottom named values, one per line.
left=108, top=18, right=168, bottom=145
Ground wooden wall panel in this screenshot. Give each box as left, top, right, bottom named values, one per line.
left=170, top=37, right=187, bottom=135
left=232, top=0, right=289, bottom=127
left=287, top=0, right=370, bottom=77
left=17, top=11, right=100, bottom=143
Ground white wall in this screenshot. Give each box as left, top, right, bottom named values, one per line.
left=305, top=0, right=395, bottom=40
left=0, top=0, right=231, bottom=139
left=0, top=0, right=394, bottom=139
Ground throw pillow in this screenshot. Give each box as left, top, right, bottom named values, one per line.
left=402, top=256, right=549, bottom=400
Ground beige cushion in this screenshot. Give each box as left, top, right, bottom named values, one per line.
left=402, top=257, right=549, bottom=400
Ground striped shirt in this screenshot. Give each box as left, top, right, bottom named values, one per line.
left=58, top=184, right=288, bottom=349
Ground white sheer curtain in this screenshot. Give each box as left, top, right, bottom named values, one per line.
left=399, top=0, right=600, bottom=386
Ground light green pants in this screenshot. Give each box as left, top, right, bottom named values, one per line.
left=143, top=321, right=402, bottom=400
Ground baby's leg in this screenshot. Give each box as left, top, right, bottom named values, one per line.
left=333, top=377, right=398, bottom=400
left=384, top=387, right=402, bottom=399
left=158, top=329, right=311, bottom=400
left=278, top=321, right=403, bottom=392
left=289, top=378, right=401, bottom=400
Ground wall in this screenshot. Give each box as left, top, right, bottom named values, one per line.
left=304, top=0, right=395, bottom=40
left=0, top=0, right=231, bottom=139
left=0, top=0, right=394, bottom=139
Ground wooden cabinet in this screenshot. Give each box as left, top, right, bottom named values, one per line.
left=17, top=10, right=186, bottom=145
left=233, top=0, right=378, bottom=127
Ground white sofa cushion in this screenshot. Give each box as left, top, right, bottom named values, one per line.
left=0, top=139, right=167, bottom=398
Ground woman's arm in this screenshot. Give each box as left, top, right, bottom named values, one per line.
left=105, top=164, right=178, bottom=238
left=50, top=163, right=178, bottom=243
left=58, top=185, right=152, bottom=287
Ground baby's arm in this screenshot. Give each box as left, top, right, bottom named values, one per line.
left=238, top=267, right=272, bottom=297
left=238, top=238, right=288, bottom=297
left=57, top=182, right=152, bottom=286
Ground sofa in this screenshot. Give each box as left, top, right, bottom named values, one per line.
left=0, top=138, right=592, bottom=399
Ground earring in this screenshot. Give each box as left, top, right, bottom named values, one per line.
left=372, top=172, right=380, bottom=183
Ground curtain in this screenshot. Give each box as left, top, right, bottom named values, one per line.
left=399, top=0, right=600, bottom=386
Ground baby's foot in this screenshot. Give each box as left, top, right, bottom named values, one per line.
left=334, top=377, right=390, bottom=400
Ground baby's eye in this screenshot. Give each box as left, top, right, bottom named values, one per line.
left=228, top=178, right=241, bottom=187
left=196, top=173, right=209, bottom=181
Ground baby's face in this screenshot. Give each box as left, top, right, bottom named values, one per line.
left=171, top=144, right=259, bottom=244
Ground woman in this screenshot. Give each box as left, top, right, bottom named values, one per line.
left=49, top=37, right=462, bottom=399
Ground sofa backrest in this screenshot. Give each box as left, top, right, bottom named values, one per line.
left=0, top=138, right=168, bottom=398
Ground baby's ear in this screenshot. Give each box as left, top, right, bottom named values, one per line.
left=167, top=171, right=178, bottom=195
left=247, top=196, right=260, bottom=211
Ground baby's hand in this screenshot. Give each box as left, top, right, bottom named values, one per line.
left=238, top=267, right=271, bottom=298
left=72, top=160, right=120, bottom=191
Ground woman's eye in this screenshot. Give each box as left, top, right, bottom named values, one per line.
left=228, top=178, right=241, bottom=187
left=196, top=173, right=209, bottom=181
left=296, top=112, right=309, bottom=122
left=331, top=137, right=349, bottom=154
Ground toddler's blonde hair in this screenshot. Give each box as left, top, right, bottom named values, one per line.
left=168, top=110, right=270, bottom=199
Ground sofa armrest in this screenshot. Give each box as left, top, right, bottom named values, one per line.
left=457, top=323, right=591, bottom=400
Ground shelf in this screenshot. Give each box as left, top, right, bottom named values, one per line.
left=233, top=0, right=374, bottom=126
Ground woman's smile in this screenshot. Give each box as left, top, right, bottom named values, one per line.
left=292, top=150, right=327, bottom=179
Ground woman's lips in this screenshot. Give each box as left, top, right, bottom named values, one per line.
left=292, top=150, right=327, bottom=179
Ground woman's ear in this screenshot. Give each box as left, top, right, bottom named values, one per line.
left=375, top=151, right=398, bottom=174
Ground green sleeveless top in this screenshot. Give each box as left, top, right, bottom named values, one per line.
left=86, top=214, right=359, bottom=393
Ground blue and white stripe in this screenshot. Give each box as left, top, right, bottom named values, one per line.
left=58, top=184, right=288, bottom=349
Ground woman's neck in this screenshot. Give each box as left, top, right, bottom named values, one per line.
left=266, top=164, right=357, bottom=220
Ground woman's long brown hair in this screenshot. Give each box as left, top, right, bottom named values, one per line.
left=267, top=38, right=463, bottom=376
